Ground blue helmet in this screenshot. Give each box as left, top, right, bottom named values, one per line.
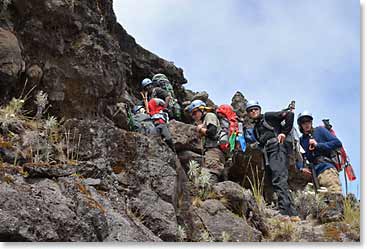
left=246, top=100, right=261, bottom=112
left=297, top=111, right=313, bottom=125
left=132, top=105, right=144, bottom=114
left=141, top=78, right=153, bottom=88
left=188, top=100, right=206, bottom=113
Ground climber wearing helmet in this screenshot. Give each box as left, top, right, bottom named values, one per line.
left=297, top=111, right=343, bottom=193
left=148, top=98, right=175, bottom=152
left=140, top=76, right=169, bottom=111
left=131, top=104, right=157, bottom=136
left=151, top=111, right=175, bottom=152
left=132, top=98, right=174, bottom=152
left=152, top=73, right=182, bottom=121
left=189, top=100, right=225, bottom=184
left=140, top=78, right=155, bottom=113
left=246, top=100, right=299, bottom=219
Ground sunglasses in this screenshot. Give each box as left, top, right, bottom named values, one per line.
left=247, top=108, right=260, bottom=113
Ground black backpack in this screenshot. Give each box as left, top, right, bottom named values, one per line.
left=132, top=113, right=157, bottom=135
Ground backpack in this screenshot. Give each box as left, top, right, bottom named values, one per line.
left=321, top=120, right=356, bottom=181
left=132, top=113, right=157, bottom=135
left=318, top=124, right=347, bottom=172
left=159, top=81, right=182, bottom=120
left=216, top=104, right=239, bottom=152
left=160, top=81, right=176, bottom=99
left=148, top=98, right=166, bottom=116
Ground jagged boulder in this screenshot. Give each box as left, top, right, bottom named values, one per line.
left=63, top=118, right=180, bottom=240
left=212, top=181, right=268, bottom=236
left=129, top=190, right=178, bottom=241
left=0, top=177, right=98, bottom=242
left=0, top=176, right=161, bottom=241
left=23, top=163, right=77, bottom=178
left=231, top=91, right=248, bottom=120
left=0, top=28, right=24, bottom=102
left=189, top=199, right=262, bottom=242
left=169, top=120, right=202, bottom=153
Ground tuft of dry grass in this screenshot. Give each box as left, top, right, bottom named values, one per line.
left=187, top=160, right=212, bottom=200
left=246, top=163, right=265, bottom=211
left=268, top=218, right=295, bottom=242
left=0, top=91, right=81, bottom=167
left=343, top=197, right=360, bottom=230
left=192, top=196, right=203, bottom=207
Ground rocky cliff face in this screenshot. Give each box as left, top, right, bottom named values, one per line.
left=0, top=0, right=360, bottom=242
left=1, top=0, right=187, bottom=127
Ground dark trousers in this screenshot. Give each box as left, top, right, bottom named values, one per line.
left=155, top=123, right=175, bottom=151
left=155, top=123, right=172, bottom=142
left=265, top=143, right=298, bottom=216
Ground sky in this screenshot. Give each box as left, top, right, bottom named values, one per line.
left=113, top=0, right=361, bottom=198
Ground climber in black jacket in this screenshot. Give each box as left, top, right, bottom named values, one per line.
left=246, top=100, right=299, bottom=219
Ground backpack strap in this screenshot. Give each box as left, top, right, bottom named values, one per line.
left=262, top=113, right=275, bottom=131
left=151, top=87, right=158, bottom=99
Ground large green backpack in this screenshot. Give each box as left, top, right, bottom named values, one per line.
left=152, top=74, right=181, bottom=119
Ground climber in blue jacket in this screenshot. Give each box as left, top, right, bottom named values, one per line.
left=297, top=111, right=343, bottom=193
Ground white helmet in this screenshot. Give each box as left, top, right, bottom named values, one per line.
left=141, top=78, right=153, bottom=88
left=297, top=111, right=313, bottom=125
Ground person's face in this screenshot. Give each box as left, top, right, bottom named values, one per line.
left=145, top=84, right=153, bottom=92
left=247, top=107, right=261, bottom=119
left=192, top=109, right=203, bottom=122
left=300, top=119, right=313, bottom=133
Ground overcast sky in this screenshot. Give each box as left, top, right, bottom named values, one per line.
left=114, top=0, right=361, bottom=197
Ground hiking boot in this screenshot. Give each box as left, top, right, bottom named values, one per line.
left=290, top=216, right=301, bottom=222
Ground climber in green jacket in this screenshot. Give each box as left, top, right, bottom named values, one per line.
left=151, top=73, right=182, bottom=121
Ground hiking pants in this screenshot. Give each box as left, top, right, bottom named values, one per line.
left=265, top=142, right=298, bottom=216
left=318, top=168, right=342, bottom=193
left=155, top=124, right=172, bottom=142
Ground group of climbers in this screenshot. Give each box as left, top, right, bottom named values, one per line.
left=244, top=101, right=355, bottom=220
left=130, top=73, right=355, bottom=221
left=130, top=74, right=178, bottom=151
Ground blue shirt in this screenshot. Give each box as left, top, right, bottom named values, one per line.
left=299, top=126, right=342, bottom=176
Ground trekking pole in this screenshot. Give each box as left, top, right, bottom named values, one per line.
left=310, top=163, right=320, bottom=196
left=200, top=137, right=206, bottom=169
left=140, top=91, right=150, bottom=114
left=196, top=120, right=206, bottom=169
